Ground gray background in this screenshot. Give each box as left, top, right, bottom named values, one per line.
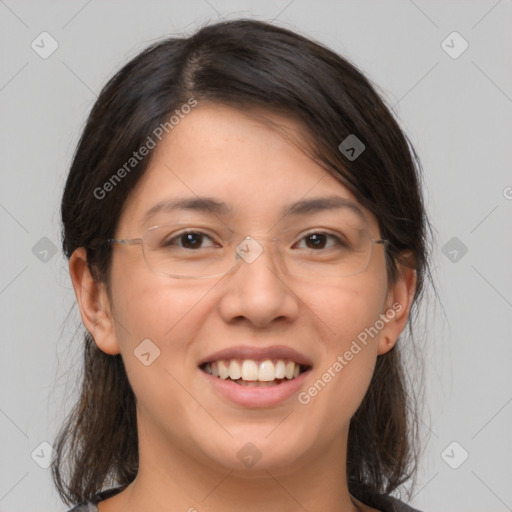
left=1, top=1, right=511, bottom=511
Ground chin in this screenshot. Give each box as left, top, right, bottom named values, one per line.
left=199, top=430, right=312, bottom=474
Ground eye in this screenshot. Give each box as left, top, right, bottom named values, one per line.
left=294, top=232, right=346, bottom=250
left=162, top=231, right=217, bottom=250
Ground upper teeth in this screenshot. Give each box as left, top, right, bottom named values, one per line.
left=203, top=359, right=302, bottom=381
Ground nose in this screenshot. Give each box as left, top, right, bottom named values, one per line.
left=217, top=237, right=301, bottom=328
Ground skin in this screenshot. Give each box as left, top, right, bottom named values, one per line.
left=70, top=103, right=416, bottom=512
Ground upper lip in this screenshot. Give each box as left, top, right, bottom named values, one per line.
left=199, top=345, right=313, bottom=367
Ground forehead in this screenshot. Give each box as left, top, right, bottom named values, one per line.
left=117, top=104, right=378, bottom=232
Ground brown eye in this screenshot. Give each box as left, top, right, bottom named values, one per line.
left=295, top=232, right=344, bottom=250
left=162, top=231, right=216, bottom=250
left=180, top=233, right=204, bottom=249
left=304, top=233, right=328, bottom=249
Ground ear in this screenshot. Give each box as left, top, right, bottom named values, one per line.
left=69, top=247, right=120, bottom=355
left=377, top=254, right=417, bottom=356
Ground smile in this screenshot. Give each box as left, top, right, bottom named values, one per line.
left=200, top=359, right=310, bottom=386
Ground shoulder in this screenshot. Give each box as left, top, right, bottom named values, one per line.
left=372, top=495, right=423, bottom=512
left=65, top=486, right=127, bottom=512
left=351, top=483, right=423, bottom=512
left=66, top=503, right=98, bottom=512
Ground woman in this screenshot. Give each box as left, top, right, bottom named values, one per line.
left=54, top=18, right=430, bottom=512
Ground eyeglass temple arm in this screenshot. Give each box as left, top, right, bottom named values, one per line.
left=108, top=238, right=142, bottom=245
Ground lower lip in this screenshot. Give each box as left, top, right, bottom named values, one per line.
left=200, top=368, right=311, bottom=408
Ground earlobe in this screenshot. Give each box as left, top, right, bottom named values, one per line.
left=377, top=258, right=417, bottom=356
left=69, top=248, right=120, bottom=355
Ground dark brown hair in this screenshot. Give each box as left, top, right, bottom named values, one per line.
left=53, top=18, right=431, bottom=505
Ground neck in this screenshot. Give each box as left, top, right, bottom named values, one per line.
left=103, top=414, right=362, bottom=512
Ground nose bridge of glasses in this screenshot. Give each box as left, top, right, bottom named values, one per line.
left=234, top=234, right=283, bottom=267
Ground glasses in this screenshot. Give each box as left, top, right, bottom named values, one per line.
left=108, top=223, right=388, bottom=279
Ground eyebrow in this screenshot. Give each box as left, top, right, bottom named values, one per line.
left=142, top=195, right=366, bottom=224
left=143, top=197, right=230, bottom=224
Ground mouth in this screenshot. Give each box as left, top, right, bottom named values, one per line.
left=200, top=359, right=311, bottom=387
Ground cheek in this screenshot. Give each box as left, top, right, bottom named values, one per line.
left=108, top=269, right=214, bottom=435
left=302, top=272, right=387, bottom=346
left=108, top=264, right=218, bottom=392
left=110, top=252, right=209, bottom=344
left=295, top=276, right=386, bottom=427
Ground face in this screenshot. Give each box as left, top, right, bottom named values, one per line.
left=73, top=103, right=414, bottom=478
